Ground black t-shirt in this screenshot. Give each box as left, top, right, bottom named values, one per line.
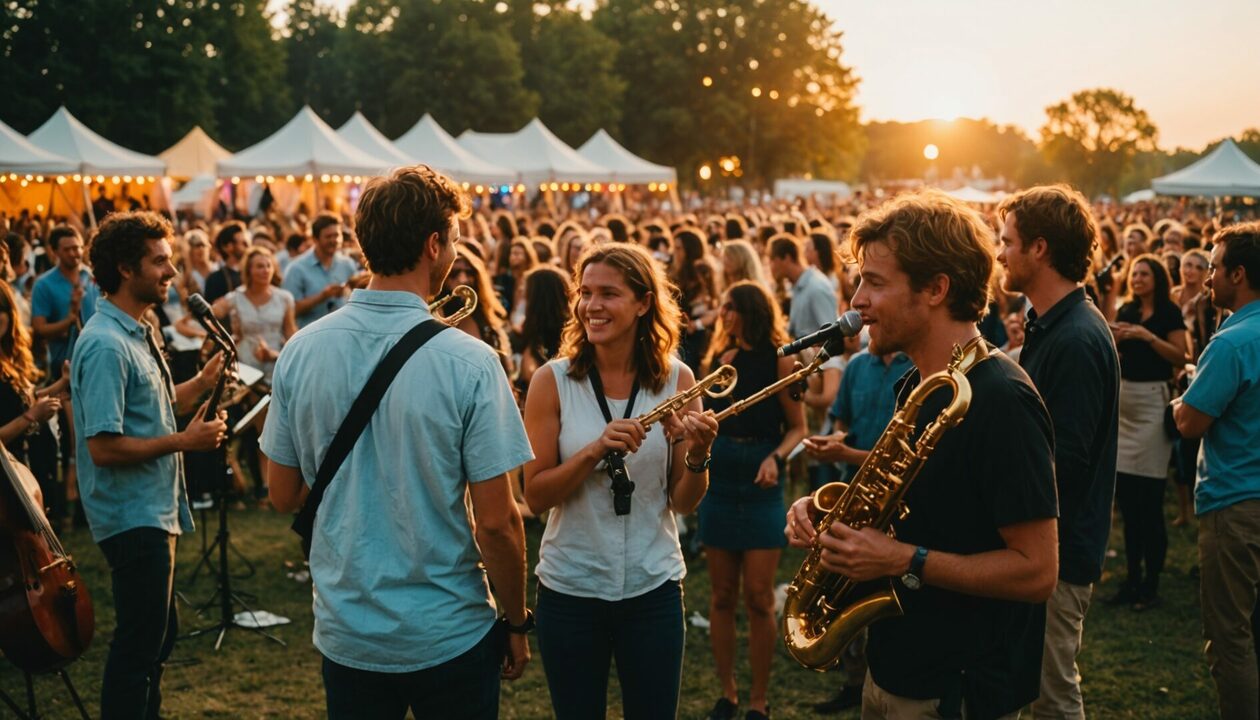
left=704, top=346, right=785, bottom=439
left=203, top=265, right=241, bottom=304
left=1020, top=289, right=1120, bottom=585
left=867, top=350, right=1058, bottom=719
left=1115, top=301, right=1185, bottom=381
left=0, top=381, right=27, bottom=461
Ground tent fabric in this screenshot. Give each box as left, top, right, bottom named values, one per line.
left=944, top=185, right=1001, bottom=204
left=1152, top=139, right=1260, bottom=198
left=27, top=106, right=165, bottom=176
left=576, top=130, right=675, bottom=185
left=337, top=112, right=415, bottom=167
left=458, top=118, right=614, bottom=186
left=218, top=106, right=392, bottom=178
left=394, top=114, right=517, bottom=186
left=159, top=126, right=230, bottom=181
left=0, top=118, right=77, bottom=174
left=1122, top=188, right=1156, bottom=204
left=774, top=178, right=853, bottom=200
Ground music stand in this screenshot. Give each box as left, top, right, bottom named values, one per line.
left=182, top=381, right=267, bottom=587
left=182, top=349, right=284, bottom=650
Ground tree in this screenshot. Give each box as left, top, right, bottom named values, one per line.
left=209, top=0, right=293, bottom=150
left=1039, top=88, right=1158, bottom=199
left=595, top=0, right=863, bottom=187
left=526, top=10, right=624, bottom=147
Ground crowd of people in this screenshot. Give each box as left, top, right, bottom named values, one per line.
left=0, top=170, right=1257, bottom=720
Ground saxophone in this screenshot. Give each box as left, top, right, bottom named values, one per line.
left=782, top=336, right=992, bottom=670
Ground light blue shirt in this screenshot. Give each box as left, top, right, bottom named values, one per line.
left=260, top=289, right=533, bottom=672
left=31, top=265, right=100, bottom=371
left=789, top=266, right=839, bottom=338
left=1184, top=300, right=1260, bottom=515
left=282, top=250, right=359, bottom=328
left=71, top=299, right=192, bottom=543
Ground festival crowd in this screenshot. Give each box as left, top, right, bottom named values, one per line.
left=0, top=173, right=1257, bottom=720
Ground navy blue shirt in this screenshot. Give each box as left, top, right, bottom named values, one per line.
left=1020, top=287, right=1120, bottom=586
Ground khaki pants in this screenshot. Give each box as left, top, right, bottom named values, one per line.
left=861, top=672, right=1020, bottom=720
left=1030, top=580, right=1092, bottom=719
left=1199, top=500, right=1260, bottom=720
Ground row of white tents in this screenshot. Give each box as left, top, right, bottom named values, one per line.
left=0, top=105, right=678, bottom=193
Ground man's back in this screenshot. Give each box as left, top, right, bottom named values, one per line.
left=260, top=288, right=532, bottom=672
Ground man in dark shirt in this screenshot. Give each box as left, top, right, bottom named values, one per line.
left=998, top=185, right=1120, bottom=720
left=202, top=221, right=250, bottom=303
left=788, top=190, right=1058, bottom=719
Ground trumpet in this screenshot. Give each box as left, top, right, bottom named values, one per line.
left=636, top=364, right=738, bottom=428
left=601, top=364, right=737, bottom=516
left=429, top=285, right=478, bottom=325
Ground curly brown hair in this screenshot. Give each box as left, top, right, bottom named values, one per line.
left=355, top=165, right=470, bottom=276
left=561, top=243, right=681, bottom=393
left=89, top=211, right=174, bottom=295
left=848, top=189, right=995, bottom=323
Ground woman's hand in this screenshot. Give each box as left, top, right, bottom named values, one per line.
left=588, top=418, right=648, bottom=457
left=26, top=395, right=61, bottom=423
left=663, top=410, right=718, bottom=459
left=253, top=338, right=277, bottom=363
left=754, top=453, right=780, bottom=487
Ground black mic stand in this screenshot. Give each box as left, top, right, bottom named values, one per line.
left=181, top=329, right=284, bottom=650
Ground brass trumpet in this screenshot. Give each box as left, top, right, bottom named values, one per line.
left=636, top=364, right=738, bottom=428
left=429, top=285, right=478, bottom=325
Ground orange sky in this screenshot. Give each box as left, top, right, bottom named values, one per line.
left=293, top=0, right=1260, bottom=150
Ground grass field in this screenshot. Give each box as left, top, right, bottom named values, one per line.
left=1, top=491, right=1219, bottom=719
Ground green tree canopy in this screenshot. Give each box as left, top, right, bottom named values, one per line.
left=1039, top=88, right=1159, bottom=199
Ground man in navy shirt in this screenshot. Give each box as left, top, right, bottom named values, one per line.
left=1175, top=221, right=1260, bottom=720
left=998, top=185, right=1120, bottom=720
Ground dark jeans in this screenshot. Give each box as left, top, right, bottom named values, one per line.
left=97, top=527, right=178, bottom=720
left=321, top=624, right=503, bottom=719
left=1116, top=471, right=1168, bottom=595
left=536, top=579, right=685, bottom=720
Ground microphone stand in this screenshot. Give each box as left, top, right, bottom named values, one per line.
left=181, top=320, right=284, bottom=650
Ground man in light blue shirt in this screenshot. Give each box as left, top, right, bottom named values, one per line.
left=32, top=226, right=100, bottom=375
left=1174, top=222, right=1260, bottom=720
left=71, top=211, right=226, bottom=718
left=767, top=233, right=839, bottom=338
left=282, top=212, right=366, bottom=328
left=263, top=167, right=533, bottom=719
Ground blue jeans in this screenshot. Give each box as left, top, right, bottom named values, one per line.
left=321, top=623, right=504, bottom=719
left=97, top=527, right=178, bottom=720
left=536, top=579, right=685, bottom=719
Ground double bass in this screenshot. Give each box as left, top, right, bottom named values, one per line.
left=0, top=443, right=94, bottom=673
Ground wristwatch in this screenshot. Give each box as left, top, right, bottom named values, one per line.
left=900, top=546, right=928, bottom=590
left=684, top=451, right=711, bottom=473
left=501, top=609, right=535, bottom=634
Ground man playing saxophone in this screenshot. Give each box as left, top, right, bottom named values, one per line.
left=786, top=190, right=1058, bottom=720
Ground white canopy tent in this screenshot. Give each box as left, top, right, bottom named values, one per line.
left=944, top=185, right=1001, bottom=204
left=577, top=130, right=675, bottom=185
left=159, top=126, right=230, bottom=181
left=27, top=106, right=166, bottom=177
left=1122, top=188, right=1157, bottom=204
left=773, top=178, right=853, bottom=201
left=218, top=106, right=392, bottom=178
left=337, top=111, right=414, bottom=168
left=0, top=118, right=77, bottom=174
left=459, top=118, right=614, bottom=187
left=394, top=114, right=517, bottom=187
left=1152, top=139, right=1260, bottom=198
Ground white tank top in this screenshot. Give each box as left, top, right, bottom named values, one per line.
left=537, top=356, right=686, bottom=600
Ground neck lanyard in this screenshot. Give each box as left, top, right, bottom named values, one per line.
left=587, top=364, right=640, bottom=424
left=588, top=364, right=641, bottom=516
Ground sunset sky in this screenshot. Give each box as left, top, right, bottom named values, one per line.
left=300, top=0, right=1260, bottom=150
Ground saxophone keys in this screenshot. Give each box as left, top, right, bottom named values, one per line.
left=897, top=503, right=910, bottom=521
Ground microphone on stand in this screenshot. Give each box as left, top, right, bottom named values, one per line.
left=777, top=311, right=864, bottom=357
left=187, top=293, right=237, bottom=355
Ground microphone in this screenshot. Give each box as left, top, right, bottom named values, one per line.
left=777, top=311, right=864, bottom=357
left=187, top=293, right=237, bottom=354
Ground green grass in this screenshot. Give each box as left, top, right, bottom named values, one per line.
left=1, top=491, right=1218, bottom=719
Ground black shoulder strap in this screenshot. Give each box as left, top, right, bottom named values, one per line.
left=292, top=319, right=446, bottom=554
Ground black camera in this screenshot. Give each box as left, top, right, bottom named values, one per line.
left=604, top=452, right=636, bottom=516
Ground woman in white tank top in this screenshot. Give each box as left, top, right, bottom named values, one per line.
left=522, top=243, right=718, bottom=720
